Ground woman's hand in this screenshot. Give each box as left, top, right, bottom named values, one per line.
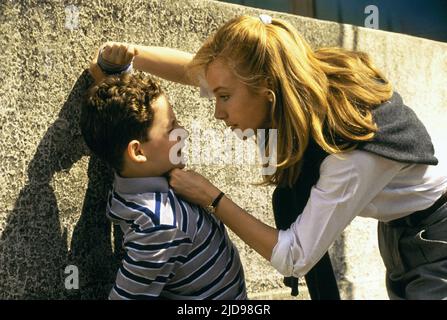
left=169, top=168, right=278, bottom=261
left=168, top=169, right=221, bottom=207
left=89, top=42, right=137, bottom=84
left=170, top=169, right=278, bottom=261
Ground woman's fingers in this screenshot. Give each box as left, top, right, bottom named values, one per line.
left=108, top=43, right=120, bottom=64
left=117, top=44, right=128, bottom=63
left=100, top=42, right=114, bottom=60
left=168, top=168, right=184, bottom=188
left=168, top=169, right=220, bottom=208
left=124, top=45, right=135, bottom=63
left=169, top=169, right=191, bottom=195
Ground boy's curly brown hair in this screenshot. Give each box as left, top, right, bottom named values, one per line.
left=81, top=73, right=163, bottom=173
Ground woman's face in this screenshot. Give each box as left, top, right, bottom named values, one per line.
left=205, top=58, right=271, bottom=135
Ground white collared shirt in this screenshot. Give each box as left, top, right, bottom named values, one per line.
left=270, top=150, right=447, bottom=277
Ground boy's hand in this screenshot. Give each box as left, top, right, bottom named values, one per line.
left=89, top=47, right=106, bottom=84
left=101, top=42, right=136, bottom=66
left=88, top=42, right=136, bottom=84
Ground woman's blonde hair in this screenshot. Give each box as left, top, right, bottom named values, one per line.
left=188, top=15, right=393, bottom=187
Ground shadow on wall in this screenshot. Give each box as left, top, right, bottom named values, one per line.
left=0, top=70, right=122, bottom=299
left=69, top=154, right=123, bottom=299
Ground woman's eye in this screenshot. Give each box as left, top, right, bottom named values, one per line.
left=220, top=95, right=230, bottom=101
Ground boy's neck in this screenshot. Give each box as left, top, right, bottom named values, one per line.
left=113, top=172, right=170, bottom=194
left=119, top=166, right=167, bottom=179
left=118, top=171, right=166, bottom=179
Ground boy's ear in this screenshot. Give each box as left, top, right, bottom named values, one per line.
left=127, top=140, right=147, bottom=163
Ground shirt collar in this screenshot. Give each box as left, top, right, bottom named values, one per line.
left=113, top=174, right=170, bottom=194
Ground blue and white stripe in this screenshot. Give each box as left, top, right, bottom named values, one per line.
left=107, top=174, right=247, bottom=300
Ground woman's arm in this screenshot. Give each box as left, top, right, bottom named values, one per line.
left=168, top=169, right=278, bottom=261
left=133, top=45, right=195, bottom=86
left=213, top=194, right=278, bottom=261
left=89, top=42, right=196, bottom=86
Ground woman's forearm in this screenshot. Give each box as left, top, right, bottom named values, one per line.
left=167, top=168, right=278, bottom=260
left=214, top=195, right=279, bottom=261
left=133, top=46, right=196, bottom=86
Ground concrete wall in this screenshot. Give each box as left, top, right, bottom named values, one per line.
left=0, top=0, right=446, bottom=299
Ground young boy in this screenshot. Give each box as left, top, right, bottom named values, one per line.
left=80, top=73, right=247, bottom=300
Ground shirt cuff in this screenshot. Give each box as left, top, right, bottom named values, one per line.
left=270, top=229, right=294, bottom=277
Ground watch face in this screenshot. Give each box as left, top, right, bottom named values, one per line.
left=206, top=205, right=215, bottom=214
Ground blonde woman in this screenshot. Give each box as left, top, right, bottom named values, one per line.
left=90, top=15, right=447, bottom=300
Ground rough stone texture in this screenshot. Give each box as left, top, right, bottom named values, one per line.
left=0, top=0, right=446, bottom=299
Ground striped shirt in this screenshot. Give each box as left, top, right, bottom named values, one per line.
left=107, top=174, right=247, bottom=300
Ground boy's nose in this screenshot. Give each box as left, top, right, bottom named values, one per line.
left=214, top=103, right=227, bottom=121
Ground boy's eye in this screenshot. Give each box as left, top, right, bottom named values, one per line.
left=219, top=95, right=230, bottom=101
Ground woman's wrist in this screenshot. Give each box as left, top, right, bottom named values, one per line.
left=203, top=185, right=221, bottom=208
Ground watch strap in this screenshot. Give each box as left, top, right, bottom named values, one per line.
left=211, top=191, right=225, bottom=208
